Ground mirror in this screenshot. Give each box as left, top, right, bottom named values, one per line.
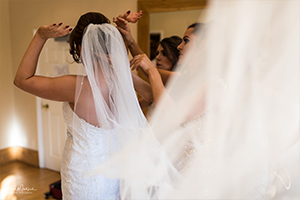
left=149, top=9, right=205, bottom=60
left=137, top=0, right=208, bottom=56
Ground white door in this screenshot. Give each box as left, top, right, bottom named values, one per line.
left=36, top=35, right=82, bottom=171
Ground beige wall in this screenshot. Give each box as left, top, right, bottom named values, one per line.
left=0, top=0, right=15, bottom=149
left=0, top=0, right=138, bottom=151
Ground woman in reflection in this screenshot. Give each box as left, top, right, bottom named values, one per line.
left=139, top=36, right=182, bottom=116
left=154, top=36, right=182, bottom=71
left=114, top=17, right=203, bottom=112
left=113, top=15, right=204, bottom=111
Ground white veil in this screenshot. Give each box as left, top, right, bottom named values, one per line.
left=149, top=0, right=299, bottom=199
left=72, top=23, right=155, bottom=198
left=92, top=1, right=299, bottom=199
left=75, top=23, right=148, bottom=130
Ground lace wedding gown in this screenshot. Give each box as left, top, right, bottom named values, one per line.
left=61, top=102, right=120, bottom=200
left=169, top=112, right=271, bottom=199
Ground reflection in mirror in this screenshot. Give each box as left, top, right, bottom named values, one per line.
left=150, top=9, right=206, bottom=40
left=149, top=9, right=207, bottom=60
left=137, top=0, right=208, bottom=56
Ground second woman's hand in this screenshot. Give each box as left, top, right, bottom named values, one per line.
left=118, top=10, right=143, bottom=23
left=113, top=17, right=134, bottom=46
left=130, top=54, right=155, bottom=74
left=37, top=22, right=72, bottom=40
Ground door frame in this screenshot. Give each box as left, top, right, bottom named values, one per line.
left=32, top=28, right=46, bottom=168
left=36, top=96, right=45, bottom=168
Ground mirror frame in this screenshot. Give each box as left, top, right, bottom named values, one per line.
left=137, top=0, right=208, bottom=56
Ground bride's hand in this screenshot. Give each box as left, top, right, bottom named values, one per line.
left=113, top=17, right=134, bottom=45
left=37, top=23, right=72, bottom=40
left=118, top=10, right=143, bottom=23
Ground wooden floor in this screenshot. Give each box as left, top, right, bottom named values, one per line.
left=0, top=161, right=61, bottom=200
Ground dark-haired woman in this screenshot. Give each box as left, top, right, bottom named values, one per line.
left=140, top=36, right=182, bottom=114
left=155, top=36, right=182, bottom=71
left=114, top=17, right=202, bottom=109
left=113, top=15, right=183, bottom=114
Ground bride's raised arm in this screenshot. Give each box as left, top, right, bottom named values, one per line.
left=14, top=23, right=75, bottom=102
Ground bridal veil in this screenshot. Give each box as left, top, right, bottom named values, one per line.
left=90, top=0, right=299, bottom=199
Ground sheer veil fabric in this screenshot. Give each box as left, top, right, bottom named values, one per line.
left=76, top=23, right=148, bottom=131
left=70, top=24, right=155, bottom=198
left=91, top=1, right=299, bottom=199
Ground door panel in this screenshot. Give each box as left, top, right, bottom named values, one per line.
left=37, top=37, right=83, bottom=171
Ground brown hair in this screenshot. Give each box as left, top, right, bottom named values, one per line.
left=69, top=12, right=110, bottom=63
left=159, top=36, right=182, bottom=70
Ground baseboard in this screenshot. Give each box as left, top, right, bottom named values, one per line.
left=0, top=147, right=17, bottom=165
left=0, top=146, right=39, bottom=167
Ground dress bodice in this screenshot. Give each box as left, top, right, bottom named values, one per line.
left=61, top=102, right=119, bottom=200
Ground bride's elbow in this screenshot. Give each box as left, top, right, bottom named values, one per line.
left=13, top=76, right=25, bottom=90
left=13, top=77, right=21, bottom=88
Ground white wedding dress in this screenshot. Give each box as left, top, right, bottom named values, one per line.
left=61, top=102, right=120, bottom=200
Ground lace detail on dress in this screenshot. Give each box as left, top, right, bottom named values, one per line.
left=61, top=102, right=120, bottom=200
left=173, top=113, right=210, bottom=173
left=172, top=110, right=270, bottom=199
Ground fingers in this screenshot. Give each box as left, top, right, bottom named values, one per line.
left=116, top=10, right=143, bottom=24
left=38, top=22, right=72, bottom=40
left=114, top=17, right=129, bottom=34
left=117, top=17, right=128, bottom=25
left=50, top=22, right=63, bottom=30
left=62, top=26, right=73, bottom=35
left=113, top=17, right=127, bottom=27
left=123, top=10, right=131, bottom=19
left=47, top=22, right=73, bottom=37
left=114, top=15, right=127, bottom=23
left=137, top=10, right=143, bottom=19
left=62, top=24, right=73, bottom=32
left=130, top=54, right=140, bottom=66
left=115, top=26, right=126, bottom=35
left=130, top=54, right=145, bottom=70
left=130, top=56, right=138, bottom=70
left=50, top=22, right=72, bottom=30
left=116, top=9, right=143, bottom=24
left=118, top=10, right=130, bottom=19
left=126, top=10, right=143, bottom=23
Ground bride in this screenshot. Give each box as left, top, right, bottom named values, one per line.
left=14, top=12, right=148, bottom=199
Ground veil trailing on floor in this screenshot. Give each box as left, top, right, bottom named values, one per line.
left=91, top=0, right=299, bottom=199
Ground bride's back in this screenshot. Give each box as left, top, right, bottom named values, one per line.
left=69, top=14, right=141, bottom=130
left=71, top=76, right=110, bottom=128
